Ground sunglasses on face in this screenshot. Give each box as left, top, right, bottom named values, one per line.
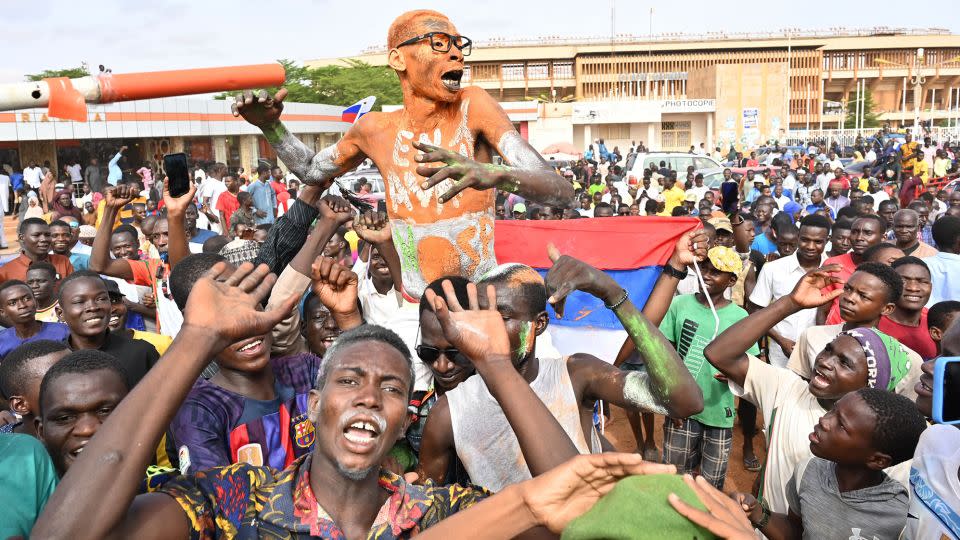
left=396, top=31, right=472, bottom=56
left=415, top=345, right=473, bottom=367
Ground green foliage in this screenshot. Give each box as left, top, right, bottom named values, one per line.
left=24, top=67, right=89, bottom=81
left=217, top=59, right=402, bottom=111
left=844, top=88, right=881, bottom=129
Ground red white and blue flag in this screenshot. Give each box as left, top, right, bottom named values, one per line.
left=341, top=96, right=376, bottom=123
left=495, top=217, right=700, bottom=359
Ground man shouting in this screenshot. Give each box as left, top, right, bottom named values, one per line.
left=234, top=9, right=573, bottom=298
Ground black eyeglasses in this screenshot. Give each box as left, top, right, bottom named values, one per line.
left=396, top=32, right=472, bottom=56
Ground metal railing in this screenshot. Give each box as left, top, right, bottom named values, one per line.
left=358, top=27, right=950, bottom=54
left=782, top=126, right=960, bottom=146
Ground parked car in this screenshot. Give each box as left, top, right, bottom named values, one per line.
left=328, top=166, right=386, bottom=206
left=626, top=152, right=722, bottom=180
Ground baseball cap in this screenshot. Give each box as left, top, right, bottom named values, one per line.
left=707, top=217, right=733, bottom=233
left=101, top=279, right=123, bottom=300
left=684, top=192, right=698, bottom=202
left=513, top=203, right=527, bottom=213
left=707, top=246, right=743, bottom=274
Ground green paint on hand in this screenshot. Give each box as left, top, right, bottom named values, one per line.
left=393, top=224, right=420, bottom=272
left=617, top=308, right=679, bottom=403
left=262, top=122, right=288, bottom=146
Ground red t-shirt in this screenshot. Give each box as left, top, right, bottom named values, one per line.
left=216, top=191, right=241, bottom=228
left=823, top=253, right=858, bottom=325
left=878, top=309, right=937, bottom=360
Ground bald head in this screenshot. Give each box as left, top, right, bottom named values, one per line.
left=387, top=10, right=451, bottom=49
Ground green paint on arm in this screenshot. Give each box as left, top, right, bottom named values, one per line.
left=261, top=122, right=289, bottom=146
left=616, top=306, right=680, bottom=406
left=393, top=224, right=419, bottom=272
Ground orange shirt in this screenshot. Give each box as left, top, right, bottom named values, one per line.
left=0, top=253, right=73, bottom=283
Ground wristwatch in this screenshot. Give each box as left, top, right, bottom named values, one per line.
left=662, top=264, right=688, bottom=280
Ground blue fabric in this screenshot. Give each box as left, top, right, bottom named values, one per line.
left=751, top=233, right=778, bottom=256
left=190, top=229, right=218, bottom=244
left=247, top=180, right=276, bottom=225
left=107, top=152, right=123, bottom=186
left=69, top=252, right=90, bottom=271
left=126, top=311, right=146, bottom=332
left=533, top=266, right=662, bottom=330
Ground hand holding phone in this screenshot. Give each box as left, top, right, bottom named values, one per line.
left=933, top=357, right=960, bottom=425
left=163, top=153, right=191, bottom=198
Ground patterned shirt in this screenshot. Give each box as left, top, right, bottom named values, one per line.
left=167, top=354, right=323, bottom=474
left=159, top=454, right=490, bottom=539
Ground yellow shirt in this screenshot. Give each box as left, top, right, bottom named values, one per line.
left=901, top=141, right=920, bottom=173
left=35, top=303, right=59, bottom=323
left=914, top=159, right=930, bottom=183
left=132, top=330, right=173, bottom=355
left=934, top=157, right=950, bottom=178
left=660, top=186, right=686, bottom=215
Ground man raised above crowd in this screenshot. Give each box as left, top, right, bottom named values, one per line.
left=234, top=9, right=573, bottom=298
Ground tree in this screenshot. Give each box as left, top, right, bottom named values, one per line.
left=24, top=66, right=90, bottom=81
left=844, top=88, right=881, bottom=129
left=217, top=59, right=402, bottom=111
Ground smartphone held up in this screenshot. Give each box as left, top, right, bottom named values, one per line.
left=164, top=153, right=191, bottom=198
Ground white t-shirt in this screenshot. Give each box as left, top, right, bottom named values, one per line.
left=787, top=324, right=923, bottom=400
left=23, top=166, right=43, bottom=189
left=871, top=189, right=891, bottom=210
left=686, top=186, right=709, bottom=203
left=865, top=149, right=877, bottom=163
left=749, top=253, right=825, bottom=367
left=730, top=356, right=827, bottom=514
left=922, top=145, right=938, bottom=168
left=903, top=424, right=960, bottom=540
left=67, top=164, right=82, bottom=183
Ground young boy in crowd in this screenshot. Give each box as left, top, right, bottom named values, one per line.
left=787, top=262, right=923, bottom=399
left=819, top=215, right=887, bottom=324
left=102, top=279, right=172, bottom=355
left=826, top=218, right=852, bottom=258
left=739, top=388, right=927, bottom=539
left=878, top=257, right=937, bottom=360
left=927, top=300, right=960, bottom=356
left=35, top=350, right=131, bottom=476
left=55, top=271, right=160, bottom=387
left=0, top=340, right=70, bottom=436
left=26, top=262, right=60, bottom=323
left=657, top=246, right=758, bottom=488
left=0, top=281, right=69, bottom=358
left=703, top=266, right=913, bottom=514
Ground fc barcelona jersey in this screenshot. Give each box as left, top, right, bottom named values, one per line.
left=166, top=354, right=323, bottom=474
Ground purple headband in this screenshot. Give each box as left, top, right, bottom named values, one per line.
left=839, top=328, right=890, bottom=391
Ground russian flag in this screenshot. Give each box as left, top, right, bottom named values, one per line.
left=341, top=96, right=376, bottom=123
left=495, top=217, right=701, bottom=361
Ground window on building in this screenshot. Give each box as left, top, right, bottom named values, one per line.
left=553, top=62, right=573, bottom=79
left=462, top=65, right=471, bottom=82
left=660, top=121, right=691, bottom=151
left=527, top=63, right=548, bottom=80
left=502, top=63, right=525, bottom=81
left=597, top=124, right=631, bottom=141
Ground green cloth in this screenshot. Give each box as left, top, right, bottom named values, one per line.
left=659, top=295, right=758, bottom=428
left=0, top=433, right=59, bottom=538
left=588, top=184, right=605, bottom=196
left=562, top=474, right=717, bottom=540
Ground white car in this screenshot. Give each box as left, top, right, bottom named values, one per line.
left=626, top=152, right=723, bottom=181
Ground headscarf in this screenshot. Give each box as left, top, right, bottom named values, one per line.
left=839, top=327, right=911, bottom=392
left=51, top=189, right=82, bottom=221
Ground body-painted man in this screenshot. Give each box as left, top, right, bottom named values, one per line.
left=234, top=10, right=573, bottom=298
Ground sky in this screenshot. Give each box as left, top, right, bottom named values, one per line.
left=4, top=0, right=959, bottom=84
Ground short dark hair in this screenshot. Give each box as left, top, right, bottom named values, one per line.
left=315, top=324, right=413, bottom=396
left=0, top=279, right=32, bottom=297
left=799, top=213, right=832, bottom=231
left=853, top=261, right=903, bottom=303
left=169, top=253, right=228, bottom=310
left=929, top=300, right=960, bottom=332
left=48, top=219, right=70, bottom=230
left=855, top=387, right=927, bottom=465
left=855, top=213, right=887, bottom=231
left=57, top=270, right=107, bottom=303
left=256, top=164, right=271, bottom=175
left=237, top=191, right=252, bottom=204
left=0, top=340, right=69, bottom=400
left=891, top=256, right=930, bottom=276
left=836, top=206, right=861, bottom=222
left=26, top=261, right=57, bottom=279
left=202, top=235, right=230, bottom=254
left=39, top=350, right=130, bottom=416
left=419, top=276, right=472, bottom=316
left=832, top=218, right=853, bottom=232
left=479, top=263, right=548, bottom=316
left=112, top=224, right=138, bottom=243
left=19, top=217, right=48, bottom=235
left=878, top=199, right=898, bottom=211
left=933, top=216, right=960, bottom=249
left=862, top=242, right=900, bottom=263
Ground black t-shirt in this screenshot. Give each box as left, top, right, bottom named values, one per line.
left=65, top=331, right=160, bottom=387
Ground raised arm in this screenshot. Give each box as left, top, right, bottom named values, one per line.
left=427, top=280, right=580, bottom=475
left=615, top=229, right=708, bottom=365
left=232, top=89, right=365, bottom=187
left=31, top=263, right=300, bottom=540
left=353, top=210, right=404, bottom=296
left=161, top=179, right=195, bottom=268
left=415, top=88, right=574, bottom=208
left=545, top=244, right=703, bottom=418
left=703, top=265, right=844, bottom=388
left=89, top=185, right=137, bottom=279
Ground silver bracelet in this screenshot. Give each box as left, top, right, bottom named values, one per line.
left=605, top=288, right=629, bottom=310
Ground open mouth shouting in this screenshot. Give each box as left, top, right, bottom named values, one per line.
left=810, top=367, right=832, bottom=391
left=340, top=413, right=385, bottom=454
left=441, top=69, right=463, bottom=92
